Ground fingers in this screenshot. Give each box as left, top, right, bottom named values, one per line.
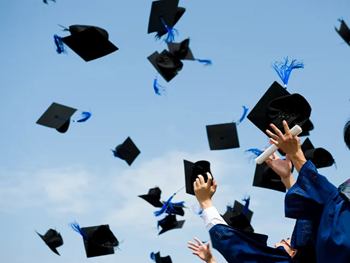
left=198, top=174, right=205, bottom=185
left=211, top=179, right=218, bottom=192
left=188, top=246, right=199, bottom=252
left=269, top=138, right=279, bottom=146
left=269, top=123, right=284, bottom=138
left=206, top=242, right=210, bottom=249
left=272, top=152, right=280, bottom=159
left=266, top=129, right=280, bottom=141
left=282, top=120, right=291, bottom=136
left=194, top=237, right=203, bottom=246
left=207, top=172, right=213, bottom=185
left=188, top=241, right=199, bottom=248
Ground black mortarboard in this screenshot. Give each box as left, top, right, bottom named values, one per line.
left=148, top=50, right=183, bottom=82
left=59, top=25, right=118, bottom=62
left=167, top=38, right=194, bottom=60
left=184, top=160, right=213, bottom=195
left=222, top=210, right=254, bottom=233
left=253, top=162, right=286, bottom=193
left=158, top=214, right=185, bottom=235
left=164, top=202, right=185, bottom=216
left=156, top=4, right=186, bottom=38
left=36, top=102, right=77, bottom=133
left=139, top=187, right=164, bottom=208
left=301, top=138, right=334, bottom=169
left=113, top=137, right=140, bottom=166
left=335, top=19, right=350, bottom=46
left=148, top=0, right=180, bottom=34
left=248, top=82, right=313, bottom=137
left=81, top=225, right=119, bottom=258
left=151, top=251, right=173, bottom=263
left=36, top=229, right=63, bottom=256
left=233, top=200, right=253, bottom=223
left=206, top=123, right=240, bottom=150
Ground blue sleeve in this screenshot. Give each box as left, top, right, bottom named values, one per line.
left=209, top=224, right=296, bottom=263
left=285, top=161, right=338, bottom=221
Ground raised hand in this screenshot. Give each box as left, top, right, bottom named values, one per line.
left=188, top=238, right=216, bottom=263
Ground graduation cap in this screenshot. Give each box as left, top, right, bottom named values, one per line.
left=36, top=102, right=91, bottom=133
left=222, top=210, right=254, bottom=233
left=167, top=38, right=212, bottom=65
left=184, top=160, right=213, bottom=195
left=335, top=19, right=350, bottom=46
left=301, top=138, right=334, bottom=169
left=233, top=200, right=253, bottom=223
left=71, top=222, right=119, bottom=258
left=148, top=0, right=182, bottom=42
left=157, top=214, right=185, bottom=235
left=53, top=25, right=118, bottom=62
left=112, top=137, right=140, bottom=166
left=247, top=81, right=313, bottom=137
left=139, top=187, right=164, bottom=208
left=36, top=229, right=63, bottom=256
left=148, top=50, right=184, bottom=95
left=206, top=123, right=239, bottom=150
left=253, top=162, right=286, bottom=193
left=151, top=251, right=173, bottom=263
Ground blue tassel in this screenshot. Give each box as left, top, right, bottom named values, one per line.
left=150, top=252, right=156, bottom=262
left=73, top=111, right=91, bottom=123
left=242, top=196, right=250, bottom=215
left=53, top=34, right=66, bottom=54
left=236, top=106, right=249, bottom=125
left=198, top=206, right=203, bottom=215
left=154, top=29, right=168, bottom=41
left=195, top=58, right=212, bottom=66
left=271, top=57, right=304, bottom=88
left=111, top=149, right=120, bottom=158
left=159, top=17, right=178, bottom=43
left=70, top=221, right=88, bottom=240
left=166, top=201, right=185, bottom=214
left=227, top=205, right=234, bottom=212
left=245, top=148, right=263, bottom=162
left=154, top=194, right=175, bottom=217
left=153, top=75, right=166, bottom=96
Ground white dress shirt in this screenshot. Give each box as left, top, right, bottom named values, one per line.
left=202, top=206, right=228, bottom=231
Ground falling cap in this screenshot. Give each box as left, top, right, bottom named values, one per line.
left=81, top=225, right=119, bottom=258
left=113, top=137, right=141, bottom=166
left=206, top=122, right=240, bottom=150
left=36, top=229, right=63, bottom=256
left=253, top=162, right=286, bottom=193
left=247, top=81, right=313, bottom=137
left=222, top=210, right=254, bottom=233
left=36, top=102, right=77, bottom=133
left=58, top=25, right=118, bottom=61
left=335, top=19, right=350, bottom=46
left=158, top=214, right=185, bottom=235
left=233, top=200, right=253, bottom=223
left=139, top=187, right=164, bottom=208
left=148, top=0, right=180, bottom=33
left=156, top=5, right=186, bottom=38
left=148, top=50, right=183, bottom=82
left=184, top=160, right=213, bottom=195
left=301, top=138, right=334, bottom=169
left=151, top=251, right=173, bottom=263
left=167, top=38, right=194, bottom=60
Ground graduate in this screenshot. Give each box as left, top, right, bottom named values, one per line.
left=265, top=120, right=350, bottom=263
left=193, top=172, right=300, bottom=263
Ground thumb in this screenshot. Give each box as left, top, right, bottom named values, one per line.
left=206, top=242, right=210, bottom=249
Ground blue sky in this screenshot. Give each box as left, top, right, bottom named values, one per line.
left=1, top=0, right=350, bottom=262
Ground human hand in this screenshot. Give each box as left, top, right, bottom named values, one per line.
left=188, top=238, right=216, bottom=263
left=266, top=120, right=302, bottom=158
left=194, top=173, right=217, bottom=205
left=265, top=152, right=293, bottom=179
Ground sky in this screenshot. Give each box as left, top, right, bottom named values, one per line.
left=0, top=0, right=350, bottom=262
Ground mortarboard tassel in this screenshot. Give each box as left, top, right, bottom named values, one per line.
left=242, top=196, right=250, bottom=215
left=72, top=111, right=91, bottom=123
left=271, top=57, right=304, bottom=89
left=236, top=106, right=249, bottom=125
left=195, top=58, right=213, bottom=66
left=245, top=148, right=263, bottom=159
left=154, top=186, right=185, bottom=216
left=111, top=149, right=120, bottom=158
left=150, top=252, right=157, bottom=262
left=53, top=35, right=66, bottom=54
left=70, top=221, right=88, bottom=240
left=198, top=206, right=203, bottom=215
left=153, top=75, right=167, bottom=96
left=159, top=17, right=178, bottom=43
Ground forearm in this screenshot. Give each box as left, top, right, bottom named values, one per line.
left=281, top=174, right=296, bottom=190
left=200, top=199, right=214, bottom=211
left=290, top=150, right=307, bottom=173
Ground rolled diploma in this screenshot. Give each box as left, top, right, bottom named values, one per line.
left=255, top=125, right=303, bottom=164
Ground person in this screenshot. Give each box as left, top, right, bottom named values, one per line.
left=188, top=237, right=217, bottom=263
left=265, top=120, right=350, bottom=263
left=193, top=172, right=300, bottom=262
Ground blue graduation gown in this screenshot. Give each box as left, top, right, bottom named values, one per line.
left=285, top=160, right=350, bottom=263
left=291, top=220, right=317, bottom=263
left=209, top=224, right=298, bottom=263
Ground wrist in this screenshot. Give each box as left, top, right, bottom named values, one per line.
left=207, top=257, right=216, bottom=263
left=199, top=199, right=213, bottom=211
left=289, top=150, right=307, bottom=172
left=281, top=175, right=296, bottom=190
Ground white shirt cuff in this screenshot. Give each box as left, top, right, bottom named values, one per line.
left=202, top=206, right=228, bottom=231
